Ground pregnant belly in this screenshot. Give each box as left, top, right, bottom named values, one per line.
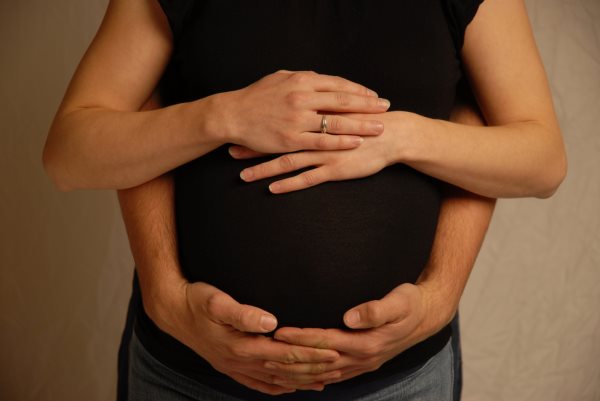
left=174, top=145, right=440, bottom=329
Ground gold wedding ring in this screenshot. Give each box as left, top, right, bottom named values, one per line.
left=320, top=114, right=328, bottom=134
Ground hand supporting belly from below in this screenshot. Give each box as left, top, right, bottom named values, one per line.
left=175, top=148, right=441, bottom=329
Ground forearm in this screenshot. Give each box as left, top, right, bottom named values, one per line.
left=117, top=172, right=185, bottom=331
left=415, top=100, right=497, bottom=333
left=394, top=112, right=566, bottom=199
left=44, top=94, right=226, bottom=191
left=416, top=186, right=496, bottom=333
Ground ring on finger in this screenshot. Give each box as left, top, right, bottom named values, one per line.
left=320, top=114, right=328, bottom=134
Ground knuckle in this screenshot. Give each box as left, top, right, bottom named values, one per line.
left=278, top=154, right=296, bottom=171
left=362, top=341, right=382, bottom=357
left=290, top=71, right=310, bottom=85
left=329, top=116, right=343, bottom=132
left=335, top=92, right=351, bottom=107
left=233, top=305, right=248, bottom=328
left=230, top=342, right=251, bottom=359
left=285, top=91, right=306, bottom=108
left=311, top=363, right=326, bottom=374
left=365, top=301, right=383, bottom=324
left=358, top=119, right=369, bottom=133
left=239, top=306, right=259, bottom=329
left=204, top=292, right=225, bottom=317
left=301, top=171, right=317, bottom=187
left=284, top=348, right=302, bottom=364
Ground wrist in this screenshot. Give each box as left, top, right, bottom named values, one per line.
left=416, top=282, right=458, bottom=337
left=186, top=93, right=233, bottom=147
left=200, top=90, right=242, bottom=145
left=138, top=265, right=189, bottom=332
left=391, top=112, right=436, bottom=165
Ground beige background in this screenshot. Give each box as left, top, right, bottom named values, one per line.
left=1, top=0, right=598, bottom=400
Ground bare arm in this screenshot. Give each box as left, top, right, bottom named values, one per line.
left=118, top=162, right=339, bottom=396
left=233, top=0, right=566, bottom=199
left=396, top=0, right=566, bottom=198
left=415, top=102, right=496, bottom=332
left=119, top=98, right=493, bottom=391
left=42, top=0, right=224, bottom=191
left=42, top=1, right=387, bottom=191
left=269, top=100, right=495, bottom=386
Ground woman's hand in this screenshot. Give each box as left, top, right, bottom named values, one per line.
left=264, top=283, right=438, bottom=385
left=229, top=111, right=407, bottom=193
left=218, top=70, right=390, bottom=154
left=153, top=280, right=343, bottom=395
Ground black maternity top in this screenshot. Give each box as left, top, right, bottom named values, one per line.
left=133, top=1, right=483, bottom=399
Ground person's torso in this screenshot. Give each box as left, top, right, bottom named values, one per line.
left=136, top=2, right=467, bottom=399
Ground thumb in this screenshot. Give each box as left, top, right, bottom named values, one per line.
left=204, top=290, right=278, bottom=333
left=344, top=289, right=410, bottom=329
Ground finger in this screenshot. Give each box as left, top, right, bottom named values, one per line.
left=273, top=380, right=326, bottom=392
left=269, top=166, right=334, bottom=194
left=323, top=368, right=366, bottom=385
left=296, top=91, right=390, bottom=113
left=344, top=284, right=416, bottom=329
left=228, top=372, right=295, bottom=396
left=302, top=113, right=383, bottom=136
left=240, top=152, right=320, bottom=183
left=306, top=73, right=379, bottom=97
left=247, top=337, right=340, bottom=364
left=264, top=360, right=343, bottom=377
left=274, top=327, right=365, bottom=355
left=204, top=290, right=278, bottom=333
left=267, top=367, right=342, bottom=386
left=228, top=145, right=269, bottom=159
left=243, top=368, right=329, bottom=391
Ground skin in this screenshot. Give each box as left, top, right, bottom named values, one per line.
left=119, top=95, right=494, bottom=395
left=234, top=0, right=566, bottom=198
left=43, top=0, right=566, bottom=197
left=42, top=0, right=564, bottom=395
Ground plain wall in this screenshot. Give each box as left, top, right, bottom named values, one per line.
left=1, top=0, right=598, bottom=400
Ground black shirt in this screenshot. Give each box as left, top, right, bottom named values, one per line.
left=134, top=1, right=483, bottom=399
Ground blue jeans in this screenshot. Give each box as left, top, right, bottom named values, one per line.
left=117, top=276, right=463, bottom=401
left=127, top=330, right=454, bottom=401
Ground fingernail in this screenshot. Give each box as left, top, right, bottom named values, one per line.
left=228, top=147, right=240, bottom=157
left=240, top=169, right=253, bottom=181
left=269, top=182, right=280, bottom=193
left=260, top=315, right=277, bottom=331
left=346, top=310, right=360, bottom=326
left=370, top=121, right=384, bottom=133
left=378, top=98, right=391, bottom=109
left=367, top=89, right=378, bottom=97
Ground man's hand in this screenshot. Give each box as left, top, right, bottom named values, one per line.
left=265, top=283, right=437, bottom=385
left=153, top=280, right=342, bottom=395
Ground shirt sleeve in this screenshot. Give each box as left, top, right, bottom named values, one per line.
left=441, top=0, right=485, bottom=53
left=156, top=0, right=194, bottom=40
